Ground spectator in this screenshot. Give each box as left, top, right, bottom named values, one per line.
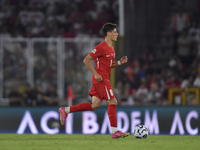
left=27, top=21, right=41, bottom=37
left=0, top=26, right=11, bottom=38
left=165, top=75, right=181, bottom=90
left=181, top=75, right=194, bottom=90
left=28, top=8, right=45, bottom=26
left=82, top=0, right=94, bottom=12
left=97, top=6, right=112, bottom=27
left=73, top=18, right=85, bottom=34
left=193, top=72, right=200, bottom=88
left=63, top=26, right=76, bottom=38
left=177, top=29, right=191, bottom=65
left=94, top=0, right=110, bottom=13
left=181, top=75, right=196, bottom=105
left=35, top=85, right=47, bottom=106
left=135, top=83, right=148, bottom=105
left=76, top=27, right=89, bottom=38
left=122, top=82, right=135, bottom=106
left=111, top=0, right=119, bottom=21
left=29, top=0, right=44, bottom=9
left=23, top=83, right=36, bottom=106
left=168, top=55, right=179, bottom=69
left=114, top=80, right=123, bottom=103
left=164, top=75, right=181, bottom=104
left=85, top=14, right=99, bottom=34
left=85, top=3, right=98, bottom=20
left=13, top=30, right=24, bottom=39
left=154, top=73, right=165, bottom=94
left=8, top=85, right=23, bottom=106
left=147, top=83, right=162, bottom=105
left=188, top=21, right=200, bottom=56
left=70, top=6, right=84, bottom=23
left=171, top=7, right=189, bottom=33
left=129, top=75, right=139, bottom=89
left=45, top=85, right=60, bottom=106
left=145, top=47, right=155, bottom=63
left=188, top=21, right=199, bottom=44
left=171, top=7, right=189, bottom=53
left=192, top=56, right=200, bottom=71
left=44, top=0, right=60, bottom=15
left=18, top=6, right=29, bottom=26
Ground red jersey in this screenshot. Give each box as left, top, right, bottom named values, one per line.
left=89, top=41, right=115, bottom=83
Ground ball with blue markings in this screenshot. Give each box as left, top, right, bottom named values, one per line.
left=134, top=125, right=148, bottom=139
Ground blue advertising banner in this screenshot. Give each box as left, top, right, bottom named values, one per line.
left=0, top=106, right=200, bottom=135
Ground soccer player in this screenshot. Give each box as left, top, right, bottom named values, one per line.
left=59, top=23, right=129, bottom=139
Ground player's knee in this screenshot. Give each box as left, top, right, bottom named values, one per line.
left=107, top=98, right=117, bottom=105
left=112, top=101, right=117, bottom=105
left=92, top=105, right=99, bottom=110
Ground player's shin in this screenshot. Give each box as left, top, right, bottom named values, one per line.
left=108, top=104, right=118, bottom=134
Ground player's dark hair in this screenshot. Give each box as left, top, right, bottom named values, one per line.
left=102, top=23, right=117, bottom=37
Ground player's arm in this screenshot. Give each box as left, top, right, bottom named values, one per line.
left=112, top=56, right=128, bottom=68
left=83, top=55, right=103, bottom=81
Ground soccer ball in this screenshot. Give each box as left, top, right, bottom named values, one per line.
left=134, top=125, right=148, bottom=139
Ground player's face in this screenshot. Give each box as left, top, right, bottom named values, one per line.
left=110, top=28, right=118, bottom=41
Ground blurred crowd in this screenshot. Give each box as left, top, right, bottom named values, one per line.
left=0, top=0, right=118, bottom=106
left=1, top=0, right=200, bottom=106
left=9, top=83, right=60, bottom=106
left=114, top=4, right=200, bottom=106
left=0, top=0, right=119, bottom=38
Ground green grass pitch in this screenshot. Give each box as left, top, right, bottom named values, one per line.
left=0, top=134, right=199, bottom=150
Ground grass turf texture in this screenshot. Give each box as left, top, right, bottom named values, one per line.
left=0, top=134, right=199, bottom=150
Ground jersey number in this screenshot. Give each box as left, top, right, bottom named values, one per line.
left=109, top=89, right=114, bottom=96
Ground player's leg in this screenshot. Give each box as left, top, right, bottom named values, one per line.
left=59, top=96, right=101, bottom=125
left=91, top=96, right=102, bottom=110
left=107, top=98, right=118, bottom=133
left=65, top=95, right=101, bottom=113
left=107, top=98, right=130, bottom=138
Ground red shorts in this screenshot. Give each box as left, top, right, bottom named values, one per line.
left=89, top=81, right=115, bottom=101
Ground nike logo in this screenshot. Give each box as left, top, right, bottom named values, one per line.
left=106, top=55, right=110, bottom=57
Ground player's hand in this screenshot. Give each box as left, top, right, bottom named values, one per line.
left=94, top=73, right=103, bottom=82
left=120, top=56, right=128, bottom=64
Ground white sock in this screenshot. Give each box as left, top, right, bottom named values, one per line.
left=65, top=107, right=70, bottom=114
left=111, top=127, right=118, bottom=134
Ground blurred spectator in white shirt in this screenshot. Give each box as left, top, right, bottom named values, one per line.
left=94, top=0, right=110, bottom=13
left=189, top=21, right=200, bottom=43
left=181, top=75, right=194, bottom=90
left=147, top=83, right=161, bottom=105
left=171, top=7, right=190, bottom=53
left=18, top=6, right=29, bottom=26
left=171, top=7, right=189, bottom=33
left=44, top=0, right=60, bottom=15
left=85, top=4, right=98, bottom=20
left=28, top=8, right=45, bottom=26
left=177, top=29, right=191, bottom=64
left=193, top=72, right=200, bottom=88
left=135, top=83, right=148, bottom=105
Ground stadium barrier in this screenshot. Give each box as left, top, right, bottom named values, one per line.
left=169, top=88, right=200, bottom=105
left=0, top=106, right=200, bottom=135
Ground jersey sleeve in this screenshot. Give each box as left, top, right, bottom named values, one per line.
left=89, top=45, right=103, bottom=60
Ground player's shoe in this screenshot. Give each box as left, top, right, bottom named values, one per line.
left=59, top=107, right=68, bottom=125
left=112, top=130, right=130, bottom=139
